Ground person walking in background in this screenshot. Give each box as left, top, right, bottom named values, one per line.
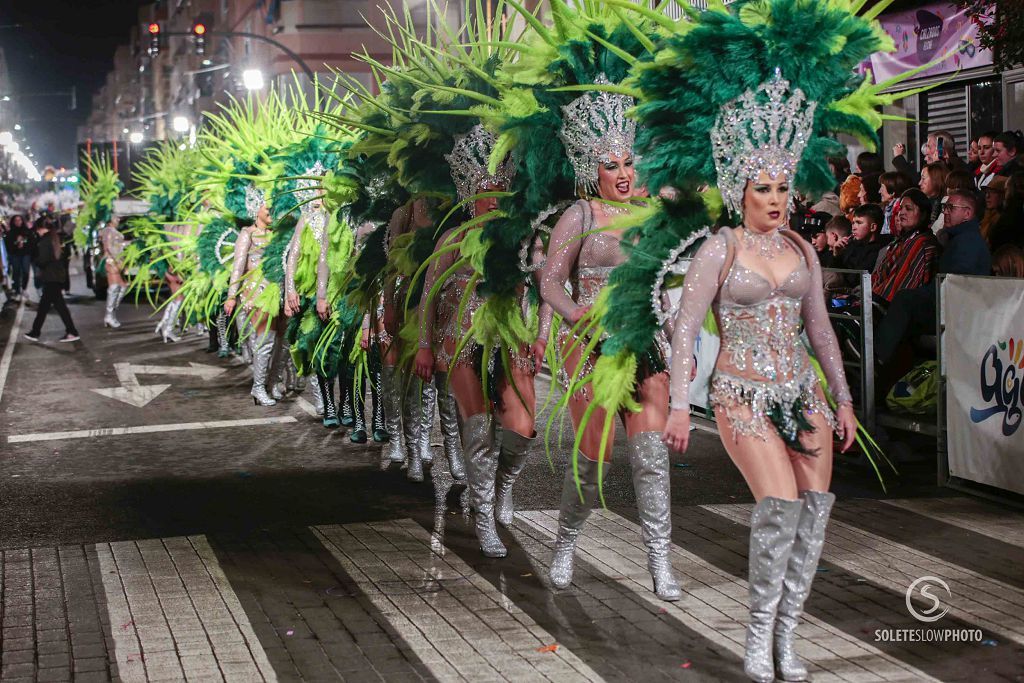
left=3, top=214, right=34, bottom=302
left=24, top=217, right=79, bottom=343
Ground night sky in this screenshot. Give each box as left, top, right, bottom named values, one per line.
left=0, top=0, right=150, bottom=170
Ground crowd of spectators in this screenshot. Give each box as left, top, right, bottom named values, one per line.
left=1, top=199, right=76, bottom=307
left=792, top=129, right=1024, bottom=403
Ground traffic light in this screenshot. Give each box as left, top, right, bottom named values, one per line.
left=192, top=13, right=213, bottom=56
left=147, top=22, right=161, bottom=57
left=191, top=20, right=207, bottom=55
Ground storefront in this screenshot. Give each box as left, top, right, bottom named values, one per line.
left=871, top=1, right=1022, bottom=169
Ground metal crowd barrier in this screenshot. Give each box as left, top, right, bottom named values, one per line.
left=821, top=267, right=875, bottom=434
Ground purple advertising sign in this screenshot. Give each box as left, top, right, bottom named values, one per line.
left=868, top=2, right=993, bottom=82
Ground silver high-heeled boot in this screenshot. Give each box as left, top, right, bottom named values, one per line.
left=250, top=331, right=278, bottom=407
left=380, top=366, right=406, bottom=466
left=156, top=299, right=183, bottom=342
left=549, top=456, right=608, bottom=589
left=461, top=413, right=506, bottom=557
left=270, top=341, right=288, bottom=400
left=402, top=377, right=424, bottom=482
left=745, top=497, right=802, bottom=683
left=103, top=285, right=123, bottom=328
left=628, top=432, right=683, bottom=602
left=494, top=431, right=533, bottom=527
left=419, top=380, right=437, bottom=465
left=308, top=374, right=325, bottom=415
left=433, top=372, right=465, bottom=481
left=774, top=491, right=835, bottom=682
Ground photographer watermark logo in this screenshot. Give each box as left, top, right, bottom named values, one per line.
left=906, top=576, right=950, bottom=623
left=874, top=576, right=982, bottom=643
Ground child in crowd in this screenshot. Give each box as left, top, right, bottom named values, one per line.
left=840, top=204, right=887, bottom=274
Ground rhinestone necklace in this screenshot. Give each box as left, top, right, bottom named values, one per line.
left=739, top=226, right=788, bottom=260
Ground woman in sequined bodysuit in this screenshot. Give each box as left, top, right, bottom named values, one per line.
left=100, top=215, right=128, bottom=328
left=414, top=149, right=549, bottom=557
left=224, top=203, right=278, bottom=406
left=663, top=172, right=858, bottom=683
left=540, top=149, right=683, bottom=602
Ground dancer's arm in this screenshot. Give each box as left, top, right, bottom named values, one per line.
left=225, top=227, right=251, bottom=315
left=283, top=216, right=304, bottom=315
left=414, top=227, right=457, bottom=380
left=539, top=203, right=585, bottom=322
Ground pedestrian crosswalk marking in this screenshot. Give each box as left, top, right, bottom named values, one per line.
left=514, top=509, right=939, bottom=683
left=95, top=535, right=277, bottom=682
left=704, top=502, right=1024, bottom=647
left=313, top=519, right=603, bottom=683
left=880, top=498, right=1024, bottom=549
left=0, top=300, right=26, bottom=407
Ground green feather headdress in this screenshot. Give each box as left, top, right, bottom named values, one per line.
left=75, top=154, right=123, bottom=246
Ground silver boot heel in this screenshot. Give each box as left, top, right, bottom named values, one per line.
left=774, top=490, right=835, bottom=682
left=461, top=413, right=505, bottom=557
left=434, top=372, right=465, bottom=481
left=549, top=456, right=607, bottom=589
left=494, top=431, right=534, bottom=527
left=745, top=497, right=802, bottom=683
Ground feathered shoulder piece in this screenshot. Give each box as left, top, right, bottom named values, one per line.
left=75, top=154, right=123, bottom=246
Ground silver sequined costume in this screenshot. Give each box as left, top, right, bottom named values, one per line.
left=226, top=226, right=271, bottom=314
left=541, top=199, right=671, bottom=396
left=669, top=227, right=851, bottom=444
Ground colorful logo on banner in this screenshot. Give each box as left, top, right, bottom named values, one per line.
left=970, top=338, right=1023, bottom=436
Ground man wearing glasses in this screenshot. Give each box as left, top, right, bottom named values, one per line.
left=874, top=189, right=991, bottom=368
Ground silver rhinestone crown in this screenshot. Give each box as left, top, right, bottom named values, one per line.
left=444, top=124, right=516, bottom=207
left=244, top=184, right=267, bottom=220
left=710, top=69, right=816, bottom=216
left=558, top=74, right=637, bottom=194
left=295, top=160, right=327, bottom=208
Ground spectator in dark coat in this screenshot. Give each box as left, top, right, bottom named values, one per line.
left=839, top=203, right=887, bottom=273
left=3, top=214, right=34, bottom=299
left=988, top=172, right=1024, bottom=253
left=875, top=189, right=991, bottom=365
left=24, top=218, right=79, bottom=343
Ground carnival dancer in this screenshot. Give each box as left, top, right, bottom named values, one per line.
left=76, top=155, right=126, bottom=329
left=414, top=125, right=546, bottom=556
left=617, top=0, right=906, bottom=677
left=224, top=187, right=279, bottom=406
left=100, top=214, right=129, bottom=328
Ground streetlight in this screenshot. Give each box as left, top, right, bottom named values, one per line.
left=0, top=131, right=12, bottom=145
left=129, top=131, right=144, bottom=144
left=172, top=116, right=190, bottom=133
left=13, top=123, right=21, bottom=130
left=1, top=95, right=9, bottom=102
left=242, top=68, right=265, bottom=91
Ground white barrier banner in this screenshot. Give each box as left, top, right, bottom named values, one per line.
left=943, top=275, right=1024, bottom=495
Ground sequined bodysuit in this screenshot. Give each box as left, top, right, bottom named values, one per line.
left=285, top=209, right=330, bottom=300
left=669, top=227, right=852, bottom=442
left=227, top=225, right=271, bottom=313
left=419, top=226, right=550, bottom=373
left=541, top=199, right=670, bottom=394
left=100, top=226, right=126, bottom=274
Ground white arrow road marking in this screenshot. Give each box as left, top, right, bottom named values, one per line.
left=92, top=362, right=228, bottom=407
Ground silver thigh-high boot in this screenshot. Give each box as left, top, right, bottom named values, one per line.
left=380, top=366, right=406, bottom=467
left=103, top=285, right=123, bottom=328
left=494, top=430, right=534, bottom=527
left=627, top=432, right=683, bottom=601
left=402, top=377, right=424, bottom=481
left=419, top=380, right=437, bottom=465
left=745, top=497, right=802, bottom=683
left=549, top=456, right=608, bottom=589
left=461, top=413, right=506, bottom=557
left=308, top=374, right=325, bottom=415
left=774, top=491, right=836, bottom=682
left=250, top=331, right=278, bottom=407
left=371, top=366, right=388, bottom=442
left=269, top=341, right=287, bottom=400
left=433, top=373, right=464, bottom=479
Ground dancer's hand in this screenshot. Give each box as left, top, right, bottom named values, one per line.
left=569, top=306, right=590, bottom=325
left=836, top=403, right=857, bottom=453
left=224, top=298, right=236, bottom=316
left=360, top=327, right=370, bottom=350
left=414, top=347, right=434, bottom=382
left=316, top=297, right=329, bottom=321
left=285, top=291, right=300, bottom=317
left=662, top=409, right=691, bottom=453
left=531, top=339, right=547, bottom=374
